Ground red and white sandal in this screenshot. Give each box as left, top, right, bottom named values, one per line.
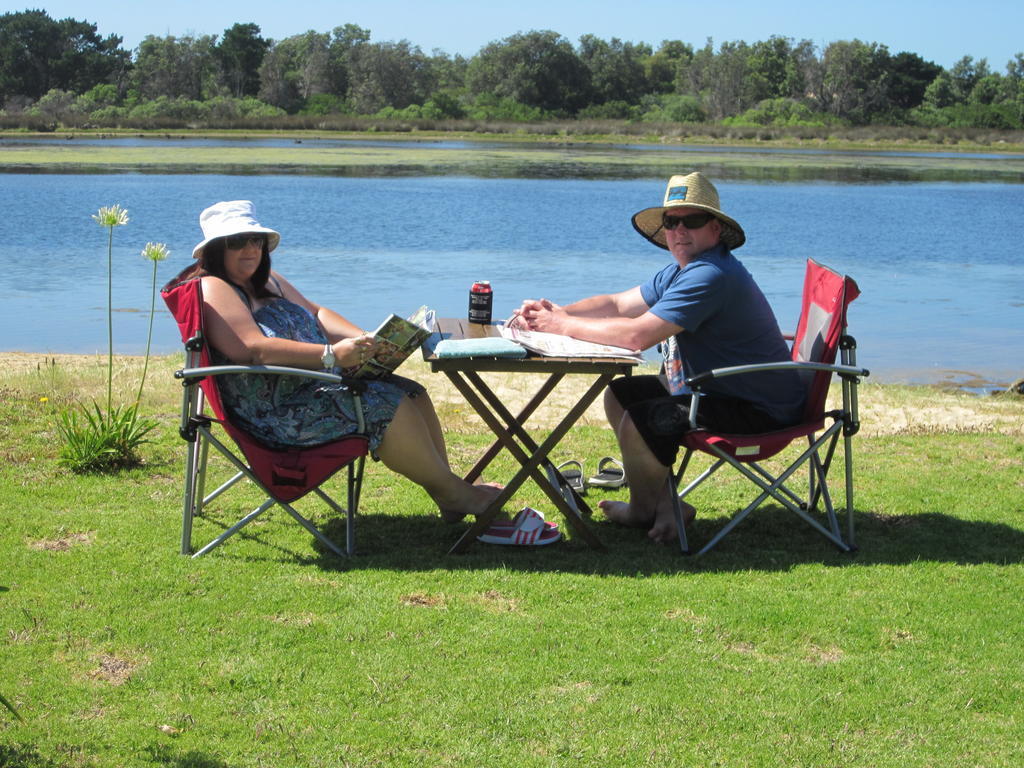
left=477, top=507, right=562, bottom=546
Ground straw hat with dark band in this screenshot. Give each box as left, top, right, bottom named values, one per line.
left=631, top=172, right=745, bottom=250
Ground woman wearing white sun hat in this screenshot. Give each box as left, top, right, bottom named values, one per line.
left=183, top=200, right=504, bottom=525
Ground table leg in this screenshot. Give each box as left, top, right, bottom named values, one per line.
left=443, top=373, right=557, bottom=552
left=445, top=369, right=613, bottom=553
left=453, top=372, right=562, bottom=483
left=466, top=370, right=612, bottom=544
left=467, top=369, right=593, bottom=513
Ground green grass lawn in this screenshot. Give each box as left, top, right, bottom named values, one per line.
left=2, top=356, right=1023, bottom=767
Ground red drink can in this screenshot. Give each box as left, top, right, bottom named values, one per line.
left=468, top=280, right=493, bottom=324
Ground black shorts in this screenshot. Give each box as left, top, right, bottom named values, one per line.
left=608, top=375, right=789, bottom=467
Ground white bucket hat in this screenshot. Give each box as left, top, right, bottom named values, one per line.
left=631, top=172, right=745, bottom=250
left=191, top=200, right=280, bottom=259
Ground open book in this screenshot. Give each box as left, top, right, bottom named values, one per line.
left=499, top=324, right=643, bottom=361
left=343, top=306, right=435, bottom=378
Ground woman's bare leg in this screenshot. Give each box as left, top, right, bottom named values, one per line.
left=408, top=391, right=448, bottom=465
left=376, top=398, right=497, bottom=521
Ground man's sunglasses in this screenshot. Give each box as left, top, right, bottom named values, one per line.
left=661, top=211, right=715, bottom=231
left=224, top=234, right=266, bottom=250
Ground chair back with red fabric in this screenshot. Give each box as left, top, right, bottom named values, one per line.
left=161, top=268, right=228, bottom=425
left=671, top=258, right=867, bottom=556
left=790, top=259, right=861, bottom=421
left=161, top=269, right=367, bottom=504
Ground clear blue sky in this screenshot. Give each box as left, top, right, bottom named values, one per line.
left=20, top=0, right=1023, bottom=70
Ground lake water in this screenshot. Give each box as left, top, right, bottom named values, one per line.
left=0, top=170, right=1021, bottom=389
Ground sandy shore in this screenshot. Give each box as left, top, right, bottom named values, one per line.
left=4, top=352, right=1021, bottom=437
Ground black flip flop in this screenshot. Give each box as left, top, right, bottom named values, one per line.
left=587, top=456, right=627, bottom=489
left=555, top=459, right=586, bottom=494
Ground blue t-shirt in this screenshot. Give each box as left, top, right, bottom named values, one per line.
left=640, top=245, right=805, bottom=425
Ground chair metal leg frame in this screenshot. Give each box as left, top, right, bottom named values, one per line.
left=192, top=497, right=276, bottom=558
left=182, top=424, right=354, bottom=559
left=670, top=452, right=726, bottom=555
left=674, top=420, right=853, bottom=556
left=201, top=470, right=246, bottom=506
left=181, top=433, right=199, bottom=555
left=746, top=458, right=814, bottom=512
left=806, top=445, right=842, bottom=540
left=181, top=427, right=246, bottom=555
left=669, top=474, right=691, bottom=554
left=309, top=454, right=366, bottom=557
left=738, top=446, right=843, bottom=543
left=843, top=433, right=856, bottom=549
left=839, top=343, right=861, bottom=549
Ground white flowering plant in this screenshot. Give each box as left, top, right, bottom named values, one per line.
left=56, top=205, right=162, bottom=473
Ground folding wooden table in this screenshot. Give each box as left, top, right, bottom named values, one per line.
left=424, top=318, right=637, bottom=553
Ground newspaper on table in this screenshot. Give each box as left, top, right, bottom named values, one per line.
left=499, top=324, right=643, bottom=361
left=343, top=306, right=435, bottom=378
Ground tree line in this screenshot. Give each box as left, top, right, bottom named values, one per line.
left=2, top=9, right=1022, bottom=131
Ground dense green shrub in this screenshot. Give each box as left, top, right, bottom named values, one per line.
left=638, top=94, right=706, bottom=123
left=86, top=105, right=130, bottom=123
left=127, top=96, right=211, bottom=121
left=208, top=95, right=286, bottom=119
left=465, top=94, right=548, bottom=122
left=298, top=93, right=351, bottom=116
left=723, top=98, right=836, bottom=127
left=911, top=102, right=1023, bottom=129
left=577, top=100, right=641, bottom=120
left=422, top=91, right=466, bottom=120
left=25, top=89, right=79, bottom=118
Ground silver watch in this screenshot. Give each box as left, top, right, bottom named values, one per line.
left=321, top=343, right=336, bottom=369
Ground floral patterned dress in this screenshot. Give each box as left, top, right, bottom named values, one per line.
left=211, top=295, right=424, bottom=455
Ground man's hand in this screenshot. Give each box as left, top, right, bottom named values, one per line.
left=519, top=298, right=568, bottom=334
left=508, top=298, right=560, bottom=330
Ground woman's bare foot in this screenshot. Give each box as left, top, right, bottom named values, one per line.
left=647, top=502, right=695, bottom=544
left=439, top=482, right=504, bottom=524
left=598, top=499, right=653, bottom=528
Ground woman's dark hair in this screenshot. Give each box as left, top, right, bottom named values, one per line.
left=198, top=237, right=277, bottom=299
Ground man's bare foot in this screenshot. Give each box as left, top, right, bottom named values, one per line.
left=647, top=502, right=695, bottom=544
left=439, top=482, right=504, bottom=524
left=598, top=499, right=653, bottom=528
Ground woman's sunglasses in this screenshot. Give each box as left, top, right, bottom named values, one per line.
left=661, top=211, right=714, bottom=231
left=224, top=234, right=266, bottom=250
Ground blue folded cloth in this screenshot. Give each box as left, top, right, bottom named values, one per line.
left=433, top=337, right=528, bottom=358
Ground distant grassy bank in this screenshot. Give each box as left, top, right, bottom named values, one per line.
left=5, top=120, right=1024, bottom=152
left=3, top=127, right=1023, bottom=182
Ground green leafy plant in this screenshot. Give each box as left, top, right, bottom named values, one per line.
left=56, top=206, right=159, bottom=473
left=57, top=402, right=155, bottom=473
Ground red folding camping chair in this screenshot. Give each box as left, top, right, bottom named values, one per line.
left=669, top=258, right=870, bottom=556
left=161, top=269, right=369, bottom=558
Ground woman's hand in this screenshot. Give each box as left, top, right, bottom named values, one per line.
left=333, top=334, right=378, bottom=368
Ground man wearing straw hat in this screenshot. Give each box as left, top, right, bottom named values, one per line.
left=513, top=172, right=804, bottom=543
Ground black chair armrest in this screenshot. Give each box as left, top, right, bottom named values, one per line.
left=685, top=360, right=869, bottom=390
left=175, top=364, right=367, bottom=392
left=175, top=364, right=369, bottom=434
